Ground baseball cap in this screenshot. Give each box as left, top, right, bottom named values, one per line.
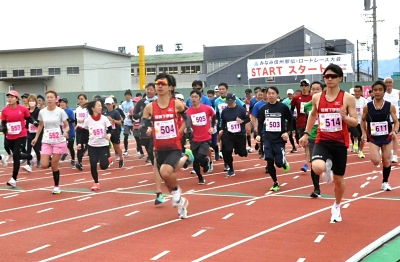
left=287, top=89, right=294, bottom=95
left=59, top=98, right=68, bottom=104
left=175, top=94, right=184, bottom=101
left=133, top=97, right=141, bottom=102
left=349, top=88, right=355, bottom=95
left=105, top=97, right=114, bottom=104
left=7, top=90, right=19, bottom=98
left=37, top=94, right=45, bottom=100
left=245, top=88, right=252, bottom=94
left=21, top=93, right=30, bottom=98
left=300, top=79, right=310, bottom=86
left=226, top=93, right=236, bottom=104
left=214, top=86, right=219, bottom=91
left=261, top=87, right=267, bottom=92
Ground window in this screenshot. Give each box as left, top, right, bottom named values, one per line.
left=13, top=69, right=24, bottom=77
left=146, top=67, right=156, bottom=75
left=49, top=67, right=61, bottom=75
left=67, top=67, right=79, bottom=75
left=159, top=66, right=178, bottom=74
left=265, top=50, right=275, bottom=83
left=0, top=70, right=6, bottom=78
left=206, top=61, right=229, bottom=73
left=181, top=65, right=201, bottom=74
left=137, top=68, right=140, bottom=75
left=305, top=34, right=311, bottom=44
left=131, top=68, right=135, bottom=75
left=30, top=69, right=43, bottom=76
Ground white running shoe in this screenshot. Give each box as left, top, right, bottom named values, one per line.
left=115, top=154, right=120, bottom=161
left=178, top=197, right=189, bottom=219
left=331, top=204, right=342, bottom=223
left=4, top=155, right=10, bottom=162
left=246, top=147, right=253, bottom=153
left=391, top=155, right=398, bottom=163
left=172, top=187, right=182, bottom=207
left=123, top=151, right=129, bottom=156
left=31, top=152, right=37, bottom=167
left=322, top=159, right=333, bottom=184
left=1, top=154, right=7, bottom=167
left=7, top=178, right=16, bottom=187
left=23, top=165, right=32, bottom=172
left=381, top=182, right=392, bottom=191
left=52, top=187, right=61, bottom=194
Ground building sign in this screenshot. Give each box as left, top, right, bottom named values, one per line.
left=156, top=44, right=164, bottom=52
left=175, top=43, right=183, bottom=51
left=247, top=54, right=353, bottom=79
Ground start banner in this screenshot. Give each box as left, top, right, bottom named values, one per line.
left=247, top=54, right=353, bottom=79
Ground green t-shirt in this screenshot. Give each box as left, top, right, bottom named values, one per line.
left=304, top=100, right=318, bottom=140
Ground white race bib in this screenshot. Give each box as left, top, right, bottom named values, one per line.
left=28, top=123, right=38, bottom=133
left=191, top=112, right=207, bottom=126
left=265, top=117, right=281, bottom=132
left=89, top=125, right=106, bottom=138
left=319, top=113, right=342, bottom=132
left=44, top=128, right=62, bottom=143
left=154, top=119, right=177, bottom=139
left=218, top=103, right=227, bottom=113
left=370, top=121, right=389, bottom=136
left=300, top=102, right=306, bottom=114
left=7, top=122, right=22, bottom=135
left=227, top=121, right=241, bottom=133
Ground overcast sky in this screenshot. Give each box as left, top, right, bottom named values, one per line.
left=2, top=0, right=399, bottom=62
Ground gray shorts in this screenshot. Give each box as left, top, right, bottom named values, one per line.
left=123, top=125, right=133, bottom=135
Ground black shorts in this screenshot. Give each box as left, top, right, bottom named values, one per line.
left=123, top=125, right=133, bottom=135
left=311, top=142, right=347, bottom=176
left=76, top=128, right=89, bottom=145
left=190, top=140, right=211, bottom=156
left=296, top=127, right=306, bottom=138
left=154, top=150, right=182, bottom=170
left=263, top=140, right=286, bottom=167
left=110, top=133, right=120, bottom=144
left=222, top=134, right=247, bottom=157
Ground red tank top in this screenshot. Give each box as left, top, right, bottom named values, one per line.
left=315, top=90, right=349, bottom=147
left=152, top=98, right=182, bottom=151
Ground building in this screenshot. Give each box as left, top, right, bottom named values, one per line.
left=204, top=25, right=355, bottom=87
left=0, top=45, right=132, bottom=95
left=130, top=52, right=203, bottom=89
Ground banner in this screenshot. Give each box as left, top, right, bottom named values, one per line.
left=247, top=54, right=353, bottom=79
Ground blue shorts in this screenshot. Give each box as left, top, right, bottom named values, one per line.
left=263, top=140, right=286, bottom=167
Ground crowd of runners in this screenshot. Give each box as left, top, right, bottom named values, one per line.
left=1, top=65, right=398, bottom=222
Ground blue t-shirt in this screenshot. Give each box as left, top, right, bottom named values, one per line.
left=186, top=94, right=212, bottom=107
left=251, top=100, right=267, bottom=117
left=64, top=107, right=76, bottom=137
left=121, top=100, right=134, bottom=126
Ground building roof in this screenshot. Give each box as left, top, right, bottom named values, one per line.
left=0, top=45, right=132, bottom=57
left=131, top=52, right=203, bottom=65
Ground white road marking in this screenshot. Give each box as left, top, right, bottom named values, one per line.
left=36, top=208, right=53, bottom=213
left=342, top=204, right=350, bottom=209
left=207, top=182, right=215, bottom=185
left=0, top=221, right=5, bottom=224
left=222, top=213, right=234, bottom=220
left=246, top=201, right=255, bottom=206
left=3, top=194, right=19, bottom=199
left=138, top=180, right=148, bottom=184
left=74, top=178, right=86, bottom=182
left=102, top=172, right=111, bottom=176
left=125, top=211, right=139, bottom=217
left=82, top=225, right=101, bottom=232
left=77, top=197, right=91, bottom=202
left=367, top=177, right=371, bottom=180
left=293, top=176, right=299, bottom=179
left=192, top=229, right=206, bottom=237
left=297, top=258, right=306, bottom=262
left=280, top=183, right=287, bottom=186
left=150, top=251, right=170, bottom=260
left=126, top=167, right=133, bottom=170
left=314, top=235, right=325, bottom=242
left=352, top=193, right=358, bottom=197
left=27, top=244, right=51, bottom=253
left=372, top=176, right=378, bottom=179
left=254, top=164, right=260, bottom=166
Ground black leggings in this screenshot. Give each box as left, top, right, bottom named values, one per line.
left=67, top=138, right=75, bottom=160
left=134, top=136, right=143, bottom=154
left=8, top=137, right=32, bottom=180
left=27, top=133, right=41, bottom=165
left=88, top=145, right=110, bottom=183
left=193, top=147, right=207, bottom=179
left=4, top=137, right=11, bottom=155
left=76, top=128, right=89, bottom=164
left=140, top=138, right=154, bottom=165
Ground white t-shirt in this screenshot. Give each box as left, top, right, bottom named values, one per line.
left=75, top=106, right=89, bottom=129
left=355, top=97, right=368, bottom=124
left=39, top=107, right=68, bottom=144
left=83, top=115, right=112, bottom=147
left=384, top=89, right=399, bottom=122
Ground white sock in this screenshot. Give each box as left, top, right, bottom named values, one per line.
left=334, top=203, right=340, bottom=209
left=172, top=188, right=181, bottom=203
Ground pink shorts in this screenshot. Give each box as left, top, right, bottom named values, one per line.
left=41, top=141, right=67, bottom=155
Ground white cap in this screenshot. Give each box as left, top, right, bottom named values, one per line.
left=105, top=97, right=114, bottom=104
left=300, top=79, right=310, bottom=85
left=287, top=89, right=294, bottom=94
left=349, top=88, right=355, bottom=95
left=214, top=86, right=219, bottom=91
left=175, top=94, right=184, bottom=100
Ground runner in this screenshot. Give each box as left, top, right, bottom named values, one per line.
left=103, top=97, right=124, bottom=168
left=299, top=64, right=358, bottom=223
left=23, top=94, right=41, bottom=172
left=219, top=93, right=250, bottom=177
left=186, top=89, right=215, bottom=184
left=361, top=80, right=398, bottom=191
left=383, top=77, right=399, bottom=163
left=59, top=98, right=76, bottom=167
left=282, top=89, right=297, bottom=153
left=32, top=90, right=69, bottom=194
left=132, top=96, right=144, bottom=159
left=3, top=90, right=34, bottom=187
left=121, top=89, right=134, bottom=156
left=37, top=95, right=46, bottom=109
left=75, top=94, right=90, bottom=171
left=78, top=100, right=113, bottom=191
left=256, top=86, right=292, bottom=191
left=351, top=85, right=368, bottom=158
left=141, top=73, right=194, bottom=218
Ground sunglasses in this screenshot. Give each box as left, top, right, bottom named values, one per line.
left=323, top=74, right=339, bottom=79
left=155, top=80, right=168, bottom=86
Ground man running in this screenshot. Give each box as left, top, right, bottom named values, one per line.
left=383, top=77, right=399, bottom=163
left=351, top=85, right=368, bottom=158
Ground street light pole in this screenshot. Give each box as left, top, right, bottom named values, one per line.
left=372, top=0, right=378, bottom=80
left=357, top=40, right=360, bottom=81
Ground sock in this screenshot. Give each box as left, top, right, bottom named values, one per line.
left=53, top=170, right=60, bottom=187
left=382, top=165, right=391, bottom=183
left=171, top=186, right=180, bottom=203
left=334, top=203, right=340, bottom=209
left=156, top=192, right=162, bottom=198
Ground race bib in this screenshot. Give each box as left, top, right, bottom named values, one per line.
left=154, top=119, right=177, bottom=139
left=191, top=112, right=207, bottom=126
left=89, top=126, right=106, bottom=138
left=300, top=102, right=306, bottom=114
left=7, top=122, right=22, bottom=135
left=265, top=117, right=281, bottom=132
left=319, top=113, right=342, bottom=132
left=111, top=122, right=116, bottom=129
left=356, top=106, right=362, bottom=115
left=227, top=121, right=241, bottom=133
left=44, top=128, right=62, bottom=143
left=218, top=103, right=227, bottom=113
left=370, top=121, right=389, bottom=136
left=28, top=123, right=38, bottom=133
left=246, top=104, right=250, bottom=112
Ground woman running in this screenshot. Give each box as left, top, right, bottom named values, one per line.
left=32, top=90, right=69, bottom=194
left=75, top=94, right=90, bottom=171
left=77, top=100, right=113, bottom=191
left=2, top=90, right=34, bottom=187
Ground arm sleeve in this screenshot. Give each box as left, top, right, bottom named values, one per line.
left=285, top=106, right=293, bottom=132
left=257, top=106, right=265, bottom=135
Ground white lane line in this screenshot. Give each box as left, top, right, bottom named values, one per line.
left=19, top=177, right=26, bottom=180
left=82, top=225, right=101, bottom=233
left=75, top=178, right=86, bottom=182
left=0, top=221, right=5, bottom=224
left=150, top=250, right=170, bottom=260
left=360, top=182, right=370, bottom=188
left=352, top=193, right=358, bottom=197
left=207, top=182, right=215, bottom=185
left=342, top=204, right=350, bottom=209
left=280, top=183, right=287, bottom=186
left=254, top=164, right=260, bottom=166
left=36, top=208, right=54, bottom=214
left=372, top=176, right=378, bottom=179
left=222, top=213, right=234, bottom=220
left=297, top=258, right=306, bottom=262
left=125, top=211, right=139, bottom=217
left=314, top=235, right=325, bottom=243
left=192, top=229, right=206, bottom=237
left=126, top=167, right=133, bottom=170
left=3, top=194, right=19, bottom=199
left=45, top=172, right=52, bottom=175
left=27, top=244, right=51, bottom=253
left=265, top=191, right=273, bottom=195
left=246, top=201, right=255, bottom=206
left=367, top=177, right=371, bottom=180
left=77, top=197, right=91, bottom=202
left=293, top=176, right=299, bottom=179
left=138, top=180, right=148, bottom=184
left=102, top=172, right=111, bottom=176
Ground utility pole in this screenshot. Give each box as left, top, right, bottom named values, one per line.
left=372, top=0, right=378, bottom=80
left=357, top=40, right=360, bottom=81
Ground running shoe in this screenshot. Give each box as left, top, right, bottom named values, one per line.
left=7, top=178, right=16, bottom=187
left=353, top=141, right=359, bottom=151
left=119, top=159, right=124, bottom=168
left=123, top=151, right=129, bottom=156
left=70, top=160, right=75, bottom=168
left=246, top=147, right=253, bottom=153
left=108, top=157, right=113, bottom=167
left=22, top=165, right=32, bottom=172
left=208, top=162, right=213, bottom=173
left=265, top=166, right=269, bottom=174
left=146, top=157, right=151, bottom=163
left=52, top=187, right=61, bottom=194
left=75, top=163, right=83, bottom=171
left=290, top=148, right=298, bottom=153
left=190, top=169, right=196, bottom=174
left=36, top=161, right=41, bottom=168
left=155, top=193, right=165, bottom=205
left=226, top=170, right=235, bottom=177
left=115, top=154, right=120, bottom=161
left=223, top=164, right=230, bottom=171
left=391, top=155, right=398, bottom=163
left=178, top=197, right=189, bottom=219
left=60, top=153, right=68, bottom=161
left=301, top=163, right=308, bottom=172
left=30, top=153, right=36, bottom=167
left=310, top=190, right=321, bottom=198
left=139, top=154, right=145, bottom=159
left=382, top=182, right=392, bottom=191
left=4, top=154, right=10, bottom=162
left=172, top=187, right=182, bottom=207
left=1, top=154, right=8, bottom=167
left=91, top=183, right=100, bottom=191
left=184, top=149, right=194, bottom=165
left=322, top=158, right=333, bottom=184
left=270, top=182, right=280, bottom=191
left=203, top=157, right=210, bottom=173
left=358, top=151, right=365, bottom=158
left=283, top=162, right=290, bottom=173
left=198, top=178, right=206, bottom=185
left=331, top=204, right=342, bottom=223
